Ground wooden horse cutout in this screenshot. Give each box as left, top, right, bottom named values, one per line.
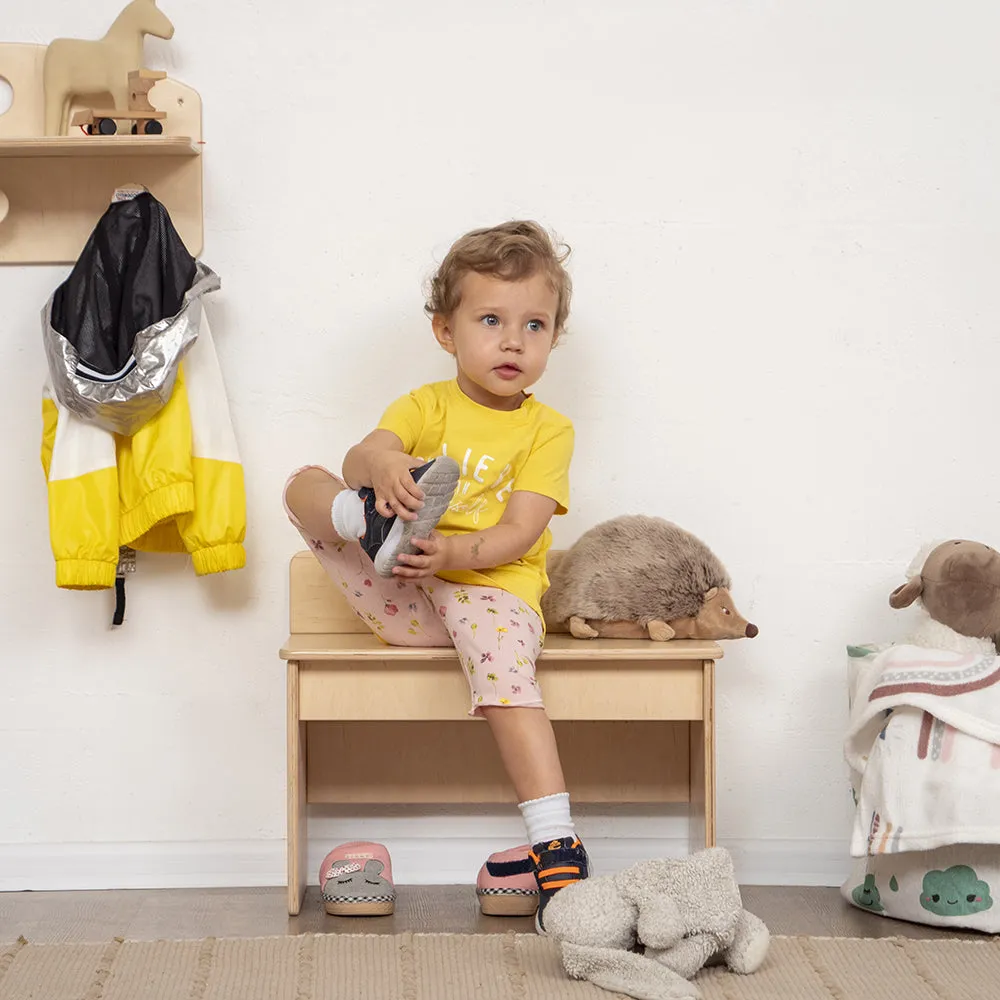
left=43, top=0, right=174, bottom=135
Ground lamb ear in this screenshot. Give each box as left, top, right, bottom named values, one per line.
left=889, top=579, right=922, bottom=609
left=704, top=587, right=719, bottom=600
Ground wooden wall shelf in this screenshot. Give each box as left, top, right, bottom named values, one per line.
left=0, top=42, right=203, bottom=263
left=0, top=136, right=200, bottom=158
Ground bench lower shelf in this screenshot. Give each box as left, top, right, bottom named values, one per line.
left=306, top=720, right=694, bottom=804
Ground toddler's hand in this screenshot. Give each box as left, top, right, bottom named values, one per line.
left=369, top=451, right=425, bottom=520
left=393, top=531, right=452, bottom=579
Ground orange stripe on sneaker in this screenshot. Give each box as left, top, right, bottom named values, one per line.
left=541, top=878, right=581, bottom=890
left=539, top=866, right=580, bottom=878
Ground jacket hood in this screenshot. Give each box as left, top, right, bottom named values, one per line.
left=42, top=192, right=219, bottom=437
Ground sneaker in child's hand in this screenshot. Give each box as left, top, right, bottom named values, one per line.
left=359, top=455, right=460, bottom=578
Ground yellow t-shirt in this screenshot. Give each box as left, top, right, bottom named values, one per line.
left=377, top=379, right=574, bottom=621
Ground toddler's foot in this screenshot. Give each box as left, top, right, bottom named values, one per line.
left=353, top=456, right=459, bottom=578
left=530, top=836, right=589, bottom=934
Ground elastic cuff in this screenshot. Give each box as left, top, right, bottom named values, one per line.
left=469, top=700, right=545, bottom=718
left=55, top=559, right=117, bottom=590
left=518, top=792, right=570, bottom=807
left=121, top=482, right=195, bottom=545
left=191, top=543, right=246, bottom=576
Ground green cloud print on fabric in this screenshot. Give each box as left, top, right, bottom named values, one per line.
left=852, top=873, right=885, bottom=912
left=847, top=645, right=877, bottom=658
left=920, top=866, right=993, bottom=917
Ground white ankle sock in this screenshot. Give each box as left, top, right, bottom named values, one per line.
left=331, top=490, right=365, bottom=539
left=518, top=792, right=575, bottom=846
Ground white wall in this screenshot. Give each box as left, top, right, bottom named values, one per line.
left=2, top=0, right=998, bottom=891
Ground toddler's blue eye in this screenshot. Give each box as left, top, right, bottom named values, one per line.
left=481, top=314, right=500, bottom=327
left=527, top=320, right=544, bottom=332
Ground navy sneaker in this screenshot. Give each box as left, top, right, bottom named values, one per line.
left=358, top=455, right=460, bottom=578
left=530, top=836, right=590, bottom=933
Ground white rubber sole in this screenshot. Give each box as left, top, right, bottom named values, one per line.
left=373, top=456, right=460, bottom=578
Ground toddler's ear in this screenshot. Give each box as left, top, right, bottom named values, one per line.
left=432, top=313, right=456, bottom=354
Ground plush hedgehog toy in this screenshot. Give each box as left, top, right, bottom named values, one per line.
left=542, top=515, right=758, bottom=642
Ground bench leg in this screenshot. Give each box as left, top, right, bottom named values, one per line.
left=287, top=660, right=307, bottom=915
left=688, top=659, right=716, bottom=849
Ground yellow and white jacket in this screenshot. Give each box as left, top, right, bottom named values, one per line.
left=41, top=313, right=246, bottom=589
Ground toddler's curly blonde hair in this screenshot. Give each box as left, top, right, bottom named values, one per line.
left=425, top=221, right=572, bottom=335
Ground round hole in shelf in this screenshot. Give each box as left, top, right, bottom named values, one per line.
left=0, top=189, right=8, bottom=226
left=0, top=77, right=13, bottom=117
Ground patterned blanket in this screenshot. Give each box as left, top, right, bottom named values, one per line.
left=845, top=644, right=1000, bottom=857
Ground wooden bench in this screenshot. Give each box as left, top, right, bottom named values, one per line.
left=280, top=550, right=724, bottom=915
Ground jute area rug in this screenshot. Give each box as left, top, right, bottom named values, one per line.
left=2, top=931, right=999, bottom=999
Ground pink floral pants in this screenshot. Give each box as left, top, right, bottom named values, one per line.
left=284, top=468, right=545, bottom=717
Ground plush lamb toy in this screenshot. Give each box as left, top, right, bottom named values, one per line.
left=542, top=515, right=758, bottom=641
left=889, top=539, right=1000, bottom=655
left=543, top=847, right=769, bottom=1000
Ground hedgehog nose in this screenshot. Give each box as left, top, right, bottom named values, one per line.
left=745, top=623, right=759, bottom=638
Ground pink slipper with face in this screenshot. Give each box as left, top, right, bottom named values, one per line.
left=319, top=841, right=395, bottom=916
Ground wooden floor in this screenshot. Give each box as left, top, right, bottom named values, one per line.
left=0, top=885, right=986, bottom=943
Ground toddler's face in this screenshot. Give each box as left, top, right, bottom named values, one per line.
left=433, top=271, right=558, bottom=410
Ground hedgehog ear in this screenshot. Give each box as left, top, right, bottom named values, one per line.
left=704, top=587, right=719, bottom=601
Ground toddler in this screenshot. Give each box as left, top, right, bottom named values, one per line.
left=283, top=220, right=586, bottom=930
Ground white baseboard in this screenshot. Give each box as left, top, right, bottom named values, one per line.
left=0, top=832, right=850, bottom=892
left=0, top=840, right=288, bottom=892
left=308, top=836, right=850, bottom=888
left=723, top=837, right=852, bottom=887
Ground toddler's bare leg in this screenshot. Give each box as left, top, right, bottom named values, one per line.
left=284, top=466, right=347, bottom=544
left=432, top=582, right=571, bottom=807
left=481, top=707, right=567, bottom=802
